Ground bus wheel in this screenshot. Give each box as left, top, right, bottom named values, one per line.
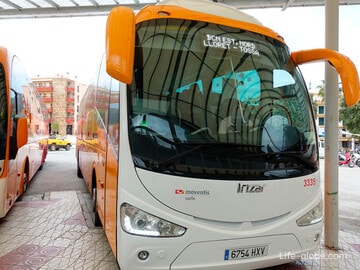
left=76, top=163, right=83, bottom=178
left=92, top=187, right=101, bottom=227
left=22, top=171, right=28, bottom=194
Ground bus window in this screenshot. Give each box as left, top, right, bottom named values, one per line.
left=10, top=90, right=16, bottom=137
left=11, top=56, right=28, bottom=114
left=0, top=64, right=7, bottom=163
left=108, top=79, right=120, bottom=155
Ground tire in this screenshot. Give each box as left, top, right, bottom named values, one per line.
left=50, top=144, right=56, bottom=151
left=356, top=159, right=360, bottom=167
left=22, top=171, right=28, bottom=193
left=92, top=187, right=102, bottom=227
left=18, top=167, right=29, bottom=202
left=65, top=144, right=71, bottom=151
left=76, top=150, right=83, bottom=178
left=348, top=161, right=355, bottom=168
left=77, top=163, right=83, bottom=178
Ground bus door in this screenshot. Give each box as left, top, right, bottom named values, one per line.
left=6, top=88, right=25, bottom=211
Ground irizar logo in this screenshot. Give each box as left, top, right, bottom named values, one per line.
left=237, top=183, right=264, bottom=193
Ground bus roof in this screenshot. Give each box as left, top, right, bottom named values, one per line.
left=158, top=0, right=263, bottom=26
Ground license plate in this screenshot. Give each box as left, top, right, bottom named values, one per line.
left=224, top=246, right=268, bottom=260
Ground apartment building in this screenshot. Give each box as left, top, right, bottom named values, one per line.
left=314, top=93, right=357, bottom=151
left=33, top=76, right=87, bottom=135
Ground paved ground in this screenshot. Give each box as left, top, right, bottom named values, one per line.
left=0, top=144, right=359, bottom=269
left=0, top=191, right=119, bottom=269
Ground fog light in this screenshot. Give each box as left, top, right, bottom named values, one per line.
left=138, top=250, right=149, bottom=261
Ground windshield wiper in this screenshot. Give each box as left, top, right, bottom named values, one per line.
left=148, top=144, right=207, bottom=171
left=254, top=151, right=317, bottom=170
left=148, top=142, right=263, bottom=171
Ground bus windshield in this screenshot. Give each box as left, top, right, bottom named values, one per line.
left=129, top=18, right=318, bottom=180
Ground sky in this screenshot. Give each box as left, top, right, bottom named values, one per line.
left=246, top=5, right=360, bottom=91
left=0, top=15, right=107, bottom=84
left=0, top=4, right=359, bottom=88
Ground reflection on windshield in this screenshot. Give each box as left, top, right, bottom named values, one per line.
left=129, top=18, right=318, bottom=180
left=211, top=70, right=261, bottom=106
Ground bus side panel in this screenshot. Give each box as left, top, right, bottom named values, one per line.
left=27, top=135, right=48, bottom=180
left=28, top=141, right=41, bottom=181
left=5, top=161, right=16, bottom=212
left=24, top=86, right=48, bottom=180
left=94, top=134, right=106, bottom=226
left=104, top=142, right=118, bottom=255
left=80, top=141, right=97, bottom=193
left=80, top=138, right=106, bottom=226
left=3, top=141, right=47, bottom=217
left=0, top=178, right=6, bottom=218
left=5, top=146, right=28, bottom=215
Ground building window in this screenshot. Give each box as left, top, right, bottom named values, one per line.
left=318, top=117, right=324, bottom=126
left=318, top=105, right=325, bottom=114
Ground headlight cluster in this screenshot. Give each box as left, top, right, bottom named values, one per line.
left=296, top=201, right=323, bottom=226
left=120, top=203, right=186, bottom=237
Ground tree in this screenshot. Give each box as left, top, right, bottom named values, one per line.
left=314, top=80, right=360, bottom=139
left=310, top=80, right=325, bottom=119
left=316, top=80, right=325, bottom=101
left=339, top=98, right=360, bottom=135
left=51, top=121, right=59, bottom=134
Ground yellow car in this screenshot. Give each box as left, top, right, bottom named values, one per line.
left=47, top=134, right=72, bottom=151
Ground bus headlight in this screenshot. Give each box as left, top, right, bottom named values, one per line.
left=296, top=201, right=323, bottom=226
left=120, top=203, right=186, bottom=237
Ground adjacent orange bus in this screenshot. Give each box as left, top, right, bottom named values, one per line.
left=0, top=46, right=48, bottom=218
left=76, top=0, right=360, bottom=269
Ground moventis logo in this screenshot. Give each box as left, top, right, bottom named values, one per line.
left=175, top=189, right=210, bottom=195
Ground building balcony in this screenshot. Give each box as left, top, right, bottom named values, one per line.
left=66, top=87, right=75, bottom=92
left=66, top=118, right=74, bottom=123
left=43, top=97, right=53, bottom=102
left=66, top=97, right=75, bottom=102
left=66, top=107, right=75, bottom=113
left=47, top=108, right=53, bottom=112
left=36, top=86, right=53, bottom=92
left=95, top=103, right=107, bottom=110
left=96, top=94, right=110, bottom=101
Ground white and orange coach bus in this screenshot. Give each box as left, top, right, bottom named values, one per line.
left=0, top=46, right=48, bottom=218
left=76, top=0, right=360, bottom=269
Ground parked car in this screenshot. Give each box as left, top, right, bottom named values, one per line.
left=47, top=134, right=72, bottom=151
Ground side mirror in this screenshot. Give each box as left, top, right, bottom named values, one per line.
left=291, top=48, right=360, bottom=106
left=106, top=7, right=136, bottom=84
